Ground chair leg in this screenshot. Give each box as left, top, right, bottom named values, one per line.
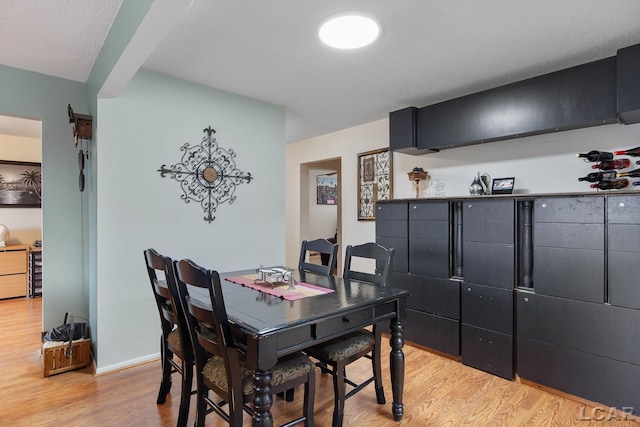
left=195, top=388, right=208, bottom=427
left=304, top=371, right=316, bottom=427
left=285, top=388, right=295, bottom=402
left=372, top=346, right=386, bottom=404
left=177, top=359, right=193, bottom=427
left=157, top=337, right=172, bottom=404
left=331, top=362, right=346, bottom=427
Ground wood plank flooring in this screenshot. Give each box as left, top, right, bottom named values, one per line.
left=1, top=297, right=638, bottom=426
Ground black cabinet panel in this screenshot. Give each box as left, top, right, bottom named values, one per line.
left=376, top=219, right=408, bottom=238
left=409, top=201, right=449, bottom=221
left=534, top=197, right=604, bottom=224
left=608, top=195, right=640, bottom=224
left=377, top=237, right=408, bottom=274
left=393, top=273, right=459, bottom=319
left=376, top=202, right=408, bottom=221
left=461, top=283, right=513, bottom=335
left=609, top=224, right=640, bottom=253
left=418, top=57, right=617, bottom=150
left=461, top=325, right=513, bottom=379
left=404, top=308, right=460, bottom=356
left=608, top=251, right=640, bottom=310
left=409, top=238, right=449, bottom=278
left=462, top=241, right=514, bottom=289
left=617, top=43, right=640, bottom=124
left=463, top=221, right=514, bottom=244
left=409, top=220, right=448, bottom=240
left=518, top=338, right=640, bottom=411
left=517, top=291, right=640, bottom=365
left=534, top=222, right=604, bottom=250
left=532, top=246, right=604, bottom=303
left=463, top=199, right=514, bottom=222
left=389, top=107, right=438, bottom=154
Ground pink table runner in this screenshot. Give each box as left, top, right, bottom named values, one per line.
left=225, top=274, right=334, bottom=301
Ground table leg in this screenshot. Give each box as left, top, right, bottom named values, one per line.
left=389, top=317, right=405, bottom=421
left=252, top=369, right=273, bottom=427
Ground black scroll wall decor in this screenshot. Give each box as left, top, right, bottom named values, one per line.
left=158, top=126, right=253, bottom=223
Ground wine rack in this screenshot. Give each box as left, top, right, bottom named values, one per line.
left=577, top=146, right=640, bottom=190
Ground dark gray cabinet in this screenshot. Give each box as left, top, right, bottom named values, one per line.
left=416, top=57, right=617, bottom=151
left=532, top=197, right=604, bottom=303
left=517, top=291, right=640, bottom=410
left=375, top=202, right=408, bottom=274
left=607, top=196, right=640, bottom=309
left=617, top=43, right=640, bottom=124
left=461, top=199, right=515, bottom=379
left=376, top=193, right=640, bottom=407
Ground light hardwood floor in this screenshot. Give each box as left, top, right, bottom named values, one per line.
left=1, top=297, right=638, bottom=426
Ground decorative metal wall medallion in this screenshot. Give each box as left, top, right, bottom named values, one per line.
left=158, top=126, right=253, bottom=223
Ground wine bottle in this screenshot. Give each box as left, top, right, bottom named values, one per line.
left=614, top=146, right=640, bottom=157
left=576, top=150, right=614, bottom=162
left=616, top=168, right=640, bottom=178
left=589, top=179, right=629, bottom=190
left=578, top=171, right=617, bottom=182
left=591, top=159, right=630, bottom=170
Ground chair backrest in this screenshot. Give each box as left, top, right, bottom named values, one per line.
left=343, top=242, right=395, bottom=286
left=298, top=238, right=338, bottom=275
left=174, top=259, right=242, bottom=397
left=144, top=249, right=184, bottom=350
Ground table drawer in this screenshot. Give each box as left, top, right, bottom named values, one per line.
left=315, top=307, right=373, bottom=338
left=0, top=273, right=27, bottom=299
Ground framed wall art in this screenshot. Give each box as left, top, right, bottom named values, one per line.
left=357, top=148, right=392, bottom=220
left=0, top=160, right=42, bottom=207
left=316, top=173, right=337, bottom=205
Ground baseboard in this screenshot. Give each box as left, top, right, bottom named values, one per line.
left=94, top=352, right=160, bottom=376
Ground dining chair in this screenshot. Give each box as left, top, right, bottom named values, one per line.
left=144, top=248, right=194, bottom=427
left=175, top=258, right=316, bottom=427
left=298, top=238, right=338, bottom=275
left=305, top=242, right=395, bottom=427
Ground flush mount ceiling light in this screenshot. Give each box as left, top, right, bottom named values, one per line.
left=318, top=13, right=380, bottom=49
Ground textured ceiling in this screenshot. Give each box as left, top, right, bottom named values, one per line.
left=2, top=0, right=640, bottom=143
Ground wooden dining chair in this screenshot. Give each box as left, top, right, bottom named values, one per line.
left=175, top=258, right=316, bottom=427
left=305, top=242, right=395, bottom=427
left=144, top=248, right=194, bottom=427
left=298, top=238, right=338, bottom=275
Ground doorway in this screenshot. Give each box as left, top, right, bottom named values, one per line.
left=0, top=114, right=43, bottom=300
left=300, top=158, right=342, bottom=272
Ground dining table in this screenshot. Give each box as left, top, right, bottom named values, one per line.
left=187, top=267, right=410, bottom=427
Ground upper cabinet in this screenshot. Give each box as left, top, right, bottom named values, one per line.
left=417, top=57, right=617, bottom=151
left=617, top=43, right=640, bottom=124
left=390, top=43, right=640, bottom=154
left=389, top=106, right=437, bottom=154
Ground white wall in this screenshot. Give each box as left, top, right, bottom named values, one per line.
left=393, top=123, right=640, bottom=198
left=286, top=119, right=389, bottom=272
left=95, top=70, right=286, bottom=372
left=287, top=118, right=640, bottom=275
left=0, top=133, right=42, bottom=246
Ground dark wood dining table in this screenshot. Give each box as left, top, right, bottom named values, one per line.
left=188, top=267, right=410, bottom=427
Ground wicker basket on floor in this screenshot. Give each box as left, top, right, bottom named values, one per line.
left=42, top=338, right=91, bottom=377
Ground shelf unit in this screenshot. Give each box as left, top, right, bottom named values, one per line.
left=29, top=248, right=42, bottom=298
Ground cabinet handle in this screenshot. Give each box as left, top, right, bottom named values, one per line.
left=342, top=316, right=351, bottom=323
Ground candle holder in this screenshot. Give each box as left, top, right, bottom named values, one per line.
left=407, top=167, right=428, bottom=198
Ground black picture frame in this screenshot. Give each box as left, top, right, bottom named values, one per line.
left=492, top=177, right=515, bottom=195
left=0, top=160, right=42, bottom=207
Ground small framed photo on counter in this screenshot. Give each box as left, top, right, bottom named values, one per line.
left=492, top=177, right=515, bottom=194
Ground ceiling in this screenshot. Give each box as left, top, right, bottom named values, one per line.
left=2, top=0, right=640, bottom=143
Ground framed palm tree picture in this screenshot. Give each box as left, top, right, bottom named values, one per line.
left=0, top=160, right=42, bottom=207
